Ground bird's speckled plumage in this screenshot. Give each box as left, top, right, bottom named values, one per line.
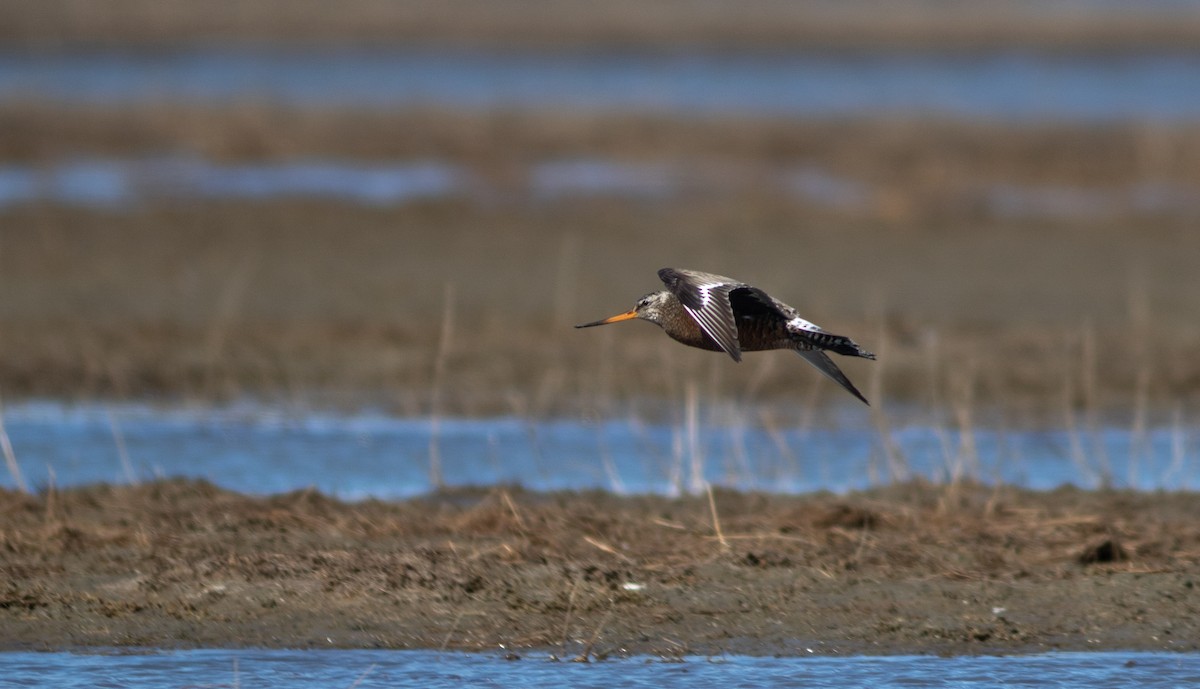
left=577, top=267, right=876, bottom=405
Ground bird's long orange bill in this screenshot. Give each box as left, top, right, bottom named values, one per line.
left=575, top=309, right=638, bottom=328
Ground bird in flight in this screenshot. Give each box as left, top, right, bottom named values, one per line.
left=576, top=268, right=876, bottom=404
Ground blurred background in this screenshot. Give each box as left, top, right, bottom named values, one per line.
left=2, top=0, right=1199, bottom=426
left=4, top=8, right=1200, bottom=676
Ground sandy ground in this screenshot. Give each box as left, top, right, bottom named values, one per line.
left=1, top=480, right=1198, bottom=657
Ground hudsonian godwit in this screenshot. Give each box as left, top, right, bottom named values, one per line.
left=577, top=267, right=876, bottom=405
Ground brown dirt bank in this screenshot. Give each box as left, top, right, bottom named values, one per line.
left=5, top=0, right=1200, bottom=51
left=1, top=480, right=1198, bottom=656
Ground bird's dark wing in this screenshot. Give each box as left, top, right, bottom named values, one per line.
left=728, top=285, right=789, bottom=320
left=795, top=349, right=870, bottom=405
left=658, top=267, right=745, bottom=362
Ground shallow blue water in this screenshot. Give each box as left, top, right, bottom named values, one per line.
left=2, top=649, right=1197, bottom=688
left=3, top=49, right=1200, bottom=120
left=0, top=402, right=1193, bottom=498
left=4, top=157, right=1197, bottom=216
left=0, top=158, right=467, bottom=208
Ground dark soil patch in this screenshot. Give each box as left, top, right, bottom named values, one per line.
left=2, top=480, right=1198, bottom=657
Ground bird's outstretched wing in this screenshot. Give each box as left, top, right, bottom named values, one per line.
left=795, top=349, right=871, bottom=406
left=657, top=267, right=745, bottom=362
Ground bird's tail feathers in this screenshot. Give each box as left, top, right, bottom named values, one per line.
left=801, top=331, right=876, bottom=360
left=795, top=350, right=870, bottom=405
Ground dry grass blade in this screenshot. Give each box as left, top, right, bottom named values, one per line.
left=0, top=394, right=29, bottom=494
left=867, top=324, right=908, bottom=482
left=574, top=609, right=613, bottom=663
left=583, top=536, right=634, bottom=564
left=652, top=516, right=687, bottom=530
left=345, top=664, right=378, bottom=689
left=428, top=283, right=456, bottom=489
left=438, top=611, right=466, bottom=655
left=559, top=577, right=581, bottom=656
left=107, top=409, right=137, bottom=485
left=203, top=253, right=256, bottom=398
left=685, top=381, right=704, bottom=496
left=706, top=482, right=729, bottom=550
left=499, top=489, right=528, bottom=533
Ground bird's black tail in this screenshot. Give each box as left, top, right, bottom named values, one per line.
left=800, top=331, right=876, bottom=360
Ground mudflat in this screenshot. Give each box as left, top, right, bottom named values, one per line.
left=5, top=0, right=1200, bottom=51
left=1, top=480, right=1197, bottom=657
left=3, top=109, right=1200, bottom=414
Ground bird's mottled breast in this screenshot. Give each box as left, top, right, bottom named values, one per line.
left=660, top=305, right=724, bottom=351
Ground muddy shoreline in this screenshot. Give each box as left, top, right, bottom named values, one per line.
left=2, top=480, right=1197, bottom=657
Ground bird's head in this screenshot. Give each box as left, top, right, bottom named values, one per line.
left=575, top=291, right=671, bottom=328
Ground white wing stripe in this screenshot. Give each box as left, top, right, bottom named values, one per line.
left=683, top=300, right=741, bottom=362
left=787, top=316, right=824, bottom=333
